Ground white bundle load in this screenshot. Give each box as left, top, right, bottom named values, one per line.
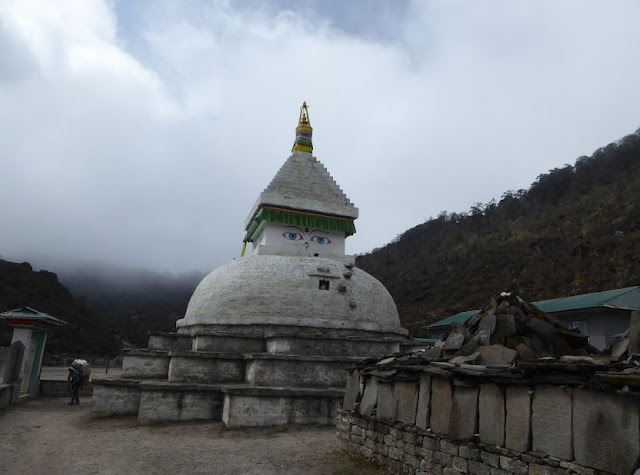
left=71, top=359, right=91, bottom=383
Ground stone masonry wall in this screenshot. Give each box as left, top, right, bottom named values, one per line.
left=337, top=370, right=640, bottom=475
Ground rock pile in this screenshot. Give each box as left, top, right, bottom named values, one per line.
left=432, top=292, right=600, bottom=366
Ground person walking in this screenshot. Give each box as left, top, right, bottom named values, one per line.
left=67, top=366, right=81, bottom=405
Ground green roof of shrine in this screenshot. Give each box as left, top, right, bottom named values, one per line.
left=0, top=307, right=67, bottom=326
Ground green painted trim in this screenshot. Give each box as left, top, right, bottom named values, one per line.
left=244, top=208, right=356, bottom=242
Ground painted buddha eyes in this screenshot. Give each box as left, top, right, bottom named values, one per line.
left=281, top=231, right=332, bottom=244
left=311, top=236, right=332, bottom=245
left=283, top=232, right=303, bottom=241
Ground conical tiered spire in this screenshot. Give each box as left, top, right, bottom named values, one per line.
left=292, top=102, right=313, bottom=153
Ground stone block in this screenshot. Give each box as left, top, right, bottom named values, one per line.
left=481, top=451, right=500, bottom=468
left=423, top=436, right=439, bottom=450
left=441, top=439, right=460, bottom=456
left=342, top=370, right=360, bottom=411
left=122, top=351, right=170, bottom=379
left=137, top=388, right=223, bottom=424
left=416, top=447, right=434, bottom=460
left=416, top=373, right=431, bottom=430
left=505, top=386, right=531, bottom=452
left=147, top=334, right=176, bottom=351
left=222, top=391, right=340, bottom=427
left=169, top=354, right=244, bottom=383
left=444, top=332, right=466, bottom=351
left=376, top=381, right=395, bottom=420
left=245, top=356, right=351, bottom=387
left=527, top=464, right=559, bottom=475
left=459, top=445, right=480, bottom=461
left=196, top=335, right=265, bottom=353
left=452, top=456, right=468, bottom=473
left=478, top=345, right=517, bottom=366
left=444, top=468, right=463, bottom=475
left=500, top=456, right=527, bottom=474
left=572, top=388, right=640, bottom=474
left=479, top=383, right=505, bottom=447
left=395, top=380, right=419, bottom=424
left=468, top=459, right=491, bottom=475
left=494, top=314, right=517, bottom=338
left=450, top=385, right=479, bottom=441
left=430, top=378, right=453, bottom=436
left=434, top=451, right=453, bottom=466
left=531, top=386, right=573, bottom=460
left=405, top=453, right=421, bottom=469
left=91, top=381, right=141, bottom=415
left=358, top=377, right=378, bottom=416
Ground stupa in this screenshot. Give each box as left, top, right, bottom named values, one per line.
left=92, top=103, right=408, bottom=427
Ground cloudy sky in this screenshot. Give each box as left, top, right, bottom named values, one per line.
left=2, top=0, right=640, bottom=274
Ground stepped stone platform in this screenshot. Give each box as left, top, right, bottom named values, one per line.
left=92, top=327, right=404, bottom=427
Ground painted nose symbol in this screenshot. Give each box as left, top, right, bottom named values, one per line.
left=304, top=242, right=309, bottom=250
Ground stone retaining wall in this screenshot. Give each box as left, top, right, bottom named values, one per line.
left=338, top=370, right=640, bottom=475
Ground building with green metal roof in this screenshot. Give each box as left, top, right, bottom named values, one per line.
left=0, top=307, right=67, bottom=399
left=424, top=286, right=640, bottom=350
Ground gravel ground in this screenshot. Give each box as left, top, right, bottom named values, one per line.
left=0, top=397, right=387, bottom=475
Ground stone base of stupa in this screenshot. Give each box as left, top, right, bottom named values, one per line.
left=92, top=328, right=404, bottom=427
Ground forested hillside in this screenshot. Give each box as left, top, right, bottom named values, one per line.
left=0, top=260, right=203, bottom=356
left=0, top=260, right=117, bottom=355
left=357, top=128, right=640, bottom=333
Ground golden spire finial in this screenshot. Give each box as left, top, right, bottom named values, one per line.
left=292, top=101, right=313, bottom=153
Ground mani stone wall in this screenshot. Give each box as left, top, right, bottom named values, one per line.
left=337, top=370, right=640, bottom=475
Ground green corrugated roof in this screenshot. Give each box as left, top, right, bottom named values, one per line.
left=427, top=286, right=640, bottom=329
left=534, top=286, right=638, bottom=313
left=0, top=306, right=67, bottom=325
left=428, top=310, right=480, bottom=328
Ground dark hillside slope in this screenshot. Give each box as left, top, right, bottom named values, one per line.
left=357, top=128, right=640, bottom=333
left=0, top=260, right=117, bottom=355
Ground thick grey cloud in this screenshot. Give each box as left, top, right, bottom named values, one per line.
left=1, top=0, right=640, bottom=273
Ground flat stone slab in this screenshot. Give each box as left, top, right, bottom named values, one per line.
left=92, top=378, right=141, bottom=388
left=376, top=381, right=395, bottom=420
left=244, top=353, right=366, bottom=362
left=222, top=386, right=344, bottom=398
left=139, top=381, right=230, bottom=392
left=505, top=386, right=531, bottom=452
left=358, top=377, right=378, bottom=416
left=91, top=381, right=141, bottom=415
left=430, top=378, right=452, bottom=436
left=573, top=388, right=640, bottom=474
left=169, top=351, right=245, bottom=360
left=415, top=373, right=431, bottom=430
left=394, top=381, right=418, bottom=424
left=123, top=349, right=170, bottom=357
left=479, top=383, right=504, bottom=446
left=449, top=384, right=478, bottom=440
left=532, top=385, right=573, bottom=460
left=342, top=370, right=360, bottom=411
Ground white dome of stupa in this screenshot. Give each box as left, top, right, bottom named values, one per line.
left=177, top=255, right=406, bottom=335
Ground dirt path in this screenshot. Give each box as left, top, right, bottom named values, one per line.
left=0, top=397, right=386, bottom=475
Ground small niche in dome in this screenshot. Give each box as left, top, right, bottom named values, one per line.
left=319, top=279, right=330, bottom=290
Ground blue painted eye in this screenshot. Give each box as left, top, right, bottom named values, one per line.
left=310, top=236, right=332, bottom=245
left=282, top=232, right=303, bottom=241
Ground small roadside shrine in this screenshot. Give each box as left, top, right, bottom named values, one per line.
left=0, top=307, right=67, bottom=399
